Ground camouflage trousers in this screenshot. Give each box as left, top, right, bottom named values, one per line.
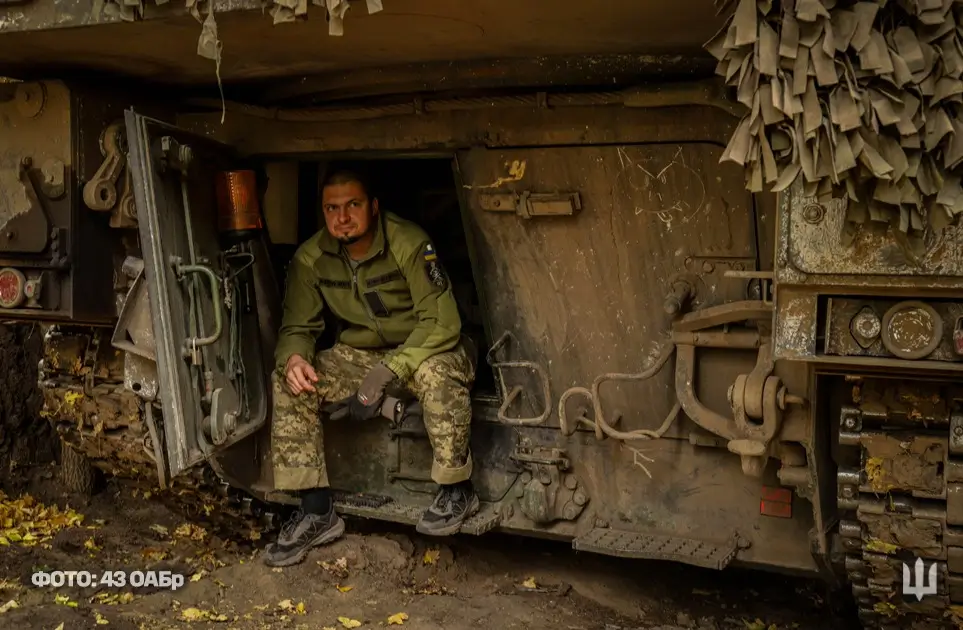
left=271, top=339, right=475, bottom=491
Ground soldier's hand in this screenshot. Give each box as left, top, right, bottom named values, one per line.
left=285, top=354, right=318, bottom=395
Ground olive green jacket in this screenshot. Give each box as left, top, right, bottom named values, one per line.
left=274, top=211, right=462, bottom=381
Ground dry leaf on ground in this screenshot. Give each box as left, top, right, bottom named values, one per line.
left=0, top=599, right=19, bottom=613
left=320, top=557, right=349, bottom=579
left=338, top=616, right=362, bottom=628
left=336, top=585, right=353, bottom=593
left=149, top=524, right=169, bottom=537
left=180, top=607, right=228, bottom=622
left=423, top=549, right=440, bottom=565
left=91, top=592, right=134, bottom=605
left=277, top=599, right=306, bottom=615
left=521, top=577, right=537, bottom=589
left=387, top=612, right=409, bottom=625
left=174, top=523, right=208, bottom=542
left=0, top=490, right=85, bottom=547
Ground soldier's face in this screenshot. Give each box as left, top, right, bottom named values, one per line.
left=321, top=181, right=379, bottom=244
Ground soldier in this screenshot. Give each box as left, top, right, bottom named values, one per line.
left=263, top=168, right=478, bottom=567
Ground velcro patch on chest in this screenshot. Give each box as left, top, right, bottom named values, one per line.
left=423, top=243, right=448, bottom=291
left=318, top=278, right=351, bottom=289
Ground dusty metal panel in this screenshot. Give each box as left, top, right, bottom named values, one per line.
left=0, top=80, right=76, bottom=319
left=786, top=191, right=963, bottom=278
left=456, top=143, right=757, bottom=429
left=775, top=181, right=963, bottom=293
left=772, top=289, right=818, bottom=362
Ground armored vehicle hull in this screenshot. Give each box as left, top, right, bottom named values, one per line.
left=1, top=3, right=962, bottom=628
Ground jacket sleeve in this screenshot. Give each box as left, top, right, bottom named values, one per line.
left=383, top=238, right=462, bottom=381
left=274, top=253, right=325, bottom=372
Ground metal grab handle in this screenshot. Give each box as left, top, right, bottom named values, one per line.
left=174, top=262, right=223, bottom=351
left=486, top=331, right=552, bottom=426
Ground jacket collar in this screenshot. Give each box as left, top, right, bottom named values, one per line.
left=318, top=211, right=387, bottom=262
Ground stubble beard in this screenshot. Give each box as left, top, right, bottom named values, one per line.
left=337, top=233, right=363, bottom=245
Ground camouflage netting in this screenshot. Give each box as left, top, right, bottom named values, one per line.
left=93, top=0, right=383, bottom=120
left=95, top=0, right=383, bottom=34
left=706, top=0, right=963, bottom=238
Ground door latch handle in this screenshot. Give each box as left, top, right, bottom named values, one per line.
left=172, top=260, right=223, bottom=361
left=479, top=191, right=582, bottom=218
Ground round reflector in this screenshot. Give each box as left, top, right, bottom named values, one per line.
left=0, top=267, right=26, bottom=309
left=881, top=301, right=943, bottom=360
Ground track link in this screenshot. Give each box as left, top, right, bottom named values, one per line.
left=836, top=377, right=963, bottom=629
left=38, top=324, right=284, bottom=540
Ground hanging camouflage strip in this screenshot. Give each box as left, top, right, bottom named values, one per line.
left=705, top=0, right=963, bottom=235
left=90, top=0, right=384, bottom=121
left=92, top=0, right=383, bottom=36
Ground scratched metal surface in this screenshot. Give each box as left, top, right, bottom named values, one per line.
left=785, top=185, right=963, bottom=277
left=458, top=143, right=757, bottom=431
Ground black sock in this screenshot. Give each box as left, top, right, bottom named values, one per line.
left=447, top=479, right=472, bottom=493
left=301, top=487, right=332, bottom=515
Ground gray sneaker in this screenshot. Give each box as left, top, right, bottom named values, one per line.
left=415, top=482, right=479, bottom=537
left=263, top=507, right=345, bottom=567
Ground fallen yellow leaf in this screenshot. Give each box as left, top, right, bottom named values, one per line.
left=338, top=617, right=362, bottom=628
left=320, top=557, right=349, bottom=578
left=181, top=608, right=205, bottom=621
left=278, top=599, right=294, bottom=610
left=190, top=571, right=206, bottom=582
left=141, top=548, right=168, bottom=562
left=149, top=524, right=169, bottom=536
left=521, top=577, right=537, bottom=589
left=180, top=607, right=228, bottom=622
left=94, top=611, right=109, bottom=625
left=423, top=549, right=440, bottom=565
left=387, top=612, right=408, bottom=625
left=336, top=584, right=353, bottom=593
left=296, top=602, right=306, bottom=615
left=53, top=624, right=64, bottom=630
left=0, top=599, right=18, bottom=613
left=84, top=537, right=101, bottom=551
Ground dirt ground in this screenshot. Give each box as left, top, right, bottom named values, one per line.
left=0, top=462, right=857, bottom=630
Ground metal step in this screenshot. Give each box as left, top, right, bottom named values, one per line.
left=333, top=495, right=501, bottom=536
left=572, top=528, right=740, bottom=570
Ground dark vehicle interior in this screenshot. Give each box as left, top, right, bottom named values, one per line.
left=265, top=156, right=497, bottom=397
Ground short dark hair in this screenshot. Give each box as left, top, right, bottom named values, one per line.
left=320, top=168, right=374, bottom=199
